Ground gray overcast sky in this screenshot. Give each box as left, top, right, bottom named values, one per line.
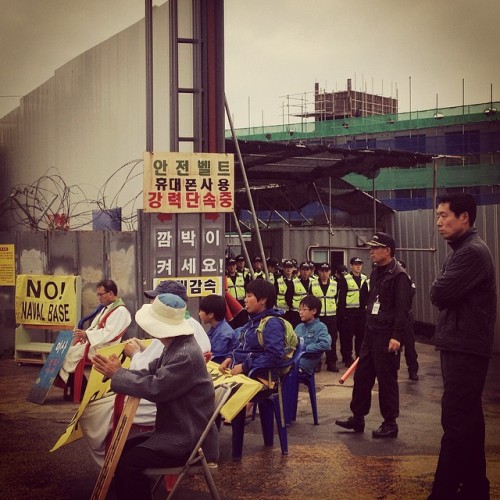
left=1, top=0, right=500, bottom=127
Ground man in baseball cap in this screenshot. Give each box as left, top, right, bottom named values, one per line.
left=336, top=231, right=412, bottom=439
left=365, top=232, right=396, bottom=256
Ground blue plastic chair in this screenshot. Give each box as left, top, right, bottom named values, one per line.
left=287, top=367, right=319, bottom=426
left=231, top=338, right=304, bottom=460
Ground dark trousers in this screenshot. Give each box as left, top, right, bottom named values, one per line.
left=113, top=434, right=187, bottom=500
left=429, top=351, right=490, bottom=500
left=350, top=330, right=400, bottom=422
left=403, top=321, right=419, bottom=373
left=320, top=315, right=338, bottom=365
left=340, top=311, right=365, bottom=361
left=286, top=310, right=301, bottom=329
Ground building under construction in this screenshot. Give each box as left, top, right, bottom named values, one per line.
left=312, top=79, right=398, bottom=121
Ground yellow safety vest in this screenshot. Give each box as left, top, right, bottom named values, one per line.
left=227, top=273, right=246, bottom=301
left=292, top=279, right=310, bottom=311
left=276, top=275, right=289, bottom=310
left=345, top=273, right=368, bottom=309
left=311, top=279, right=337, bottom=316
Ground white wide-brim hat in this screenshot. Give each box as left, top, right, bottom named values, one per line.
left=135, top=293, right=194, bottom=339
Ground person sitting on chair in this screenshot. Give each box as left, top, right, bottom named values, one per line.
left=198, top=294, right=238, bottom=363
left=79, top=280, right=210, bottom=466
left=92, top=293, right=218, bottom=499
left=218, top=279, right=287, bottom=386
left=295, top=295, right=332, bottom=376
left=58, top=279, right=131, bottom=391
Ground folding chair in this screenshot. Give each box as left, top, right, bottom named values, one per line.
left=231, top=338, right=304, bottom=460
left=144, top=383, right=233, bottom=500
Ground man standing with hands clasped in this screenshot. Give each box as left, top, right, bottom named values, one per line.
left=335, top=232, right=412, bottom=438
left=429, top=193, right=496, bottom=500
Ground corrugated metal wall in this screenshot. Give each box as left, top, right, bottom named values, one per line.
left=395, top=205, right=500, bottom=352
left=0, top=231, right=139, bottom=357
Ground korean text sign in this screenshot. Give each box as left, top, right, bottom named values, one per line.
left=144, top=151, right=235, bottom=213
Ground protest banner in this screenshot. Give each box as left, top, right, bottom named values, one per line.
left=206, top=361, right=263, bottom=422
left=91, top=396, right=140, bottom=500
left=26, top=330, right=73, bottom=404
left=50, top=343, right=136, bottom=452
left=15, top=274, right=82, bottom=328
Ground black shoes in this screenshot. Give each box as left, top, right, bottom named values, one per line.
left=372, top=421, right=398, bottom=438
left=409, top=370, right=419, bottom=381
left=335, top=416, right=365, bottom=433
left=327, top=363, right=339, bottom=372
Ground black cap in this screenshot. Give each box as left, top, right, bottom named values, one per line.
left=253, top=256, right=263, bottom=262
left=291, top=259, right=298, bottom=267
left=235, top=255, right=245, bottom=261
left=267, top=258, right=279, bottom=267
left=318, top=262, right=331, bottom=271
left=299, top=261, right=311, bottom=269
left=366, top=232, right=396, bottom=254
left=350, top=257, right=363, bottom=265
left=283, top=259, right=294, bottom=267
left=226, top=258, right=236, bottom=265
left=144, top=280, right=188, bottom=302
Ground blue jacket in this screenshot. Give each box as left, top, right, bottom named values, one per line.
left=230, top=308, right=286, bottom=378
left=295, top=318, right=331, bottom=375
left=207, top=319, right=238, bottom=363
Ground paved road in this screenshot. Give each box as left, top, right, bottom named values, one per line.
left=1, top=340, right=499, bottom=499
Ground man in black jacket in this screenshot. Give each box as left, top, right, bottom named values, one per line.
left=335, top=232, right=412, bottom=438
left=429, top=193, right=496, bottom=500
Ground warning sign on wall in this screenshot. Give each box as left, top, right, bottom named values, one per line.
left=143, top=151, right=234, bottom=213
left=0, top=244, right=15, bottom=286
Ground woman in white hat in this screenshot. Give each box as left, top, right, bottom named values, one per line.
left=92, top=293, right=218, bottom=499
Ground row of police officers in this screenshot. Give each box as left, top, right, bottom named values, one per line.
left=226, top=254, right=369, bottom=373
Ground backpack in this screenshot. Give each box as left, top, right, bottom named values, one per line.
left=256, top=316, right=298, bottom=360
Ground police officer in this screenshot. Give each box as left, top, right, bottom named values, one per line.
left=336, top=232, right=412, bottom=439
left=226, top=257, right=246, bottom=306
left=235, top=255, right=251, bottom=284
left=337, top=257, right=369, bottom=367
left=311, top=262, right=339, bottom=372
left=276, top=259, right=295, bottom=324
left=286, top=261, right=314, bottom=328
left=252, top=256, right=265, bottom=280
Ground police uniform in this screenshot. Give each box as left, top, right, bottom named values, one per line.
left=337, top=261, right=369, bottom=365
left=310, top=263, right=339, bottom=371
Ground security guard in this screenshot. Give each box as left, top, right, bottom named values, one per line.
left=310, top=262, right=339, bottom=372
left=252, top=256, right=265, bottom=280
left=235, top=255, right=251, bottom=283
left=336, top=232, right=412, bottom=439
left=275, top=259, right=295, bottom=323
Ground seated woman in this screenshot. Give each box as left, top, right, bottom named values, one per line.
left=92, top=293, right=218, bottom=499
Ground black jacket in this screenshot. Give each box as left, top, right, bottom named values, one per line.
left=431, top=228, right=497, bottom=358
left=365, top=258, right=412, bottom=342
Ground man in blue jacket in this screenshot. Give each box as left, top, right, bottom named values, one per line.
left=429, top=193, right=496, bottom=500
left=219, top=279, right=287, bottom=384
